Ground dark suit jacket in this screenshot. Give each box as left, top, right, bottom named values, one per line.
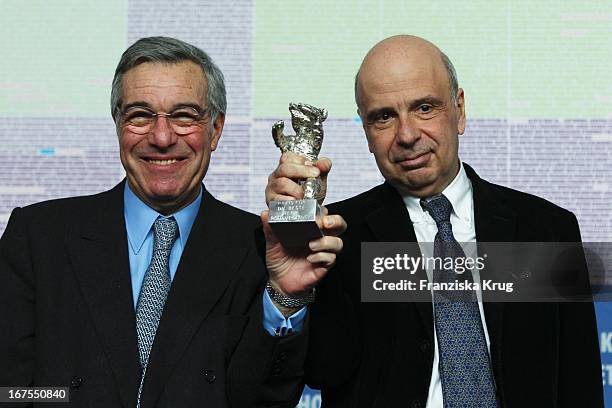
left=305, top=164, right=603, bottom=408
left=0, top=181, right=307, bottom=408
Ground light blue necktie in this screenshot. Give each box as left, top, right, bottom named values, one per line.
left=135, top=216, right=178, bottom=408
left=421, top=194, right=497, bottom=408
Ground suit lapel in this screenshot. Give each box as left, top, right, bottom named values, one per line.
left=67, top=181, right=140, bottom=408
left=141, top=189, right=255, bottom=407
left=465, top=163, right=517, bottom=391
left=364, top=183, right=434, bottom=341
left=364, top=167, right=519, bottom=359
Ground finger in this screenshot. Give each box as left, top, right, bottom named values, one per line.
left=314, top=209, right=328, bottom=230
left=314, top=157, right=332, bottom=177
left=273, top=162, right=320, bottom=180
left=313, top=159, right=330, bottom=204
left=268, top=194, right=301, bottom=203
left=309, top=236, right=343, bottom=254
left=266, top=177, right=304, bottom=202
left=279, top=151, right=308, bottom=165
left=320, top=214, right=347, bottom=237
left=306, top=252, right=337, bottom=266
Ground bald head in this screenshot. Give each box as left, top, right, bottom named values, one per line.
left=353, top=34, right=466, bottom=197
left=355, top=35, right=458, bottom=111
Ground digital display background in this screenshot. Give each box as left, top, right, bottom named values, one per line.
left=1, top=1, right=611, bottom=406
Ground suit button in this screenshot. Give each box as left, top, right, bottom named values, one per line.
left=70, top=376, right=82, bottom=388
left=202, top=369, right=216, bottom=383
left=279, top=351, right=287, bottom=361
left=420, top=341, right=431, bottom=352
left=410, top=401, right=422, bottom=408
left=271, top=361, right=282, bottom=376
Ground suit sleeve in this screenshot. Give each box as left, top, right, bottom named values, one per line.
left=304, top=258, right=362, bottom=393
left=556, top=212, right=603, bottom=407
left=262, top=290, right=307, bottom=336
left=227, top=288, right=308, bottom=408
left=0, top=207, right=36, bottom=389
left=226, top=235, right=309, bottom=408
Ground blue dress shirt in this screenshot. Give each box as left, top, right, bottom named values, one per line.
left=123, top=183, right=305, bottom=335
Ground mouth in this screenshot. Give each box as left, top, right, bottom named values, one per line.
left=139, top=156, right=188, bottom=168
left=395, top=152, right=431, bottom=169
left=147, top=159, right=179, bottom=165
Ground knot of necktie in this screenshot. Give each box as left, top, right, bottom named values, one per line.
left=420, top=194, right=455, bottom=244
left=152, top=217, right=179, bottom=252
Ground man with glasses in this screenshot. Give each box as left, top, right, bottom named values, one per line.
left=0, top=36, right=345, bottom=407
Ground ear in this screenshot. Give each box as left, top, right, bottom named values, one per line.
left=456, top=88, right=466, bottom=135
left=209, top=112, right=225, bottom=151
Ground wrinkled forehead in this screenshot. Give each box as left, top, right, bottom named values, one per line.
left=121, top=61, right=207, bottom=106
left=358, top=46, right=450, bottom=102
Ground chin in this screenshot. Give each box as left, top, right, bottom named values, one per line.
left=399, top=168, right=435, bottom=186
left=145, top=183, right=184, bottom=201
left=388, top=175, right=438, bottom=197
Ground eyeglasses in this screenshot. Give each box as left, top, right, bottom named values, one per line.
left=120, top=105, right=208, bottom=135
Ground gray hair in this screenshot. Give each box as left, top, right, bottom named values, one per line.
left=110, top=36, right=226, bottom=124
left=354, top=49, right=459, bottom=109
left=440, top=51, right=458, bottom=104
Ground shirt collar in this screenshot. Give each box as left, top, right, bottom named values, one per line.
left=124, top=182, right=202, bottom=254
left=402, top=161, right=473, bottom=224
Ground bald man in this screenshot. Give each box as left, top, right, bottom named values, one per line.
left=265, top=35, right=602, bottom=407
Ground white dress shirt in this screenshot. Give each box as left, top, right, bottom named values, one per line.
left=401, top=162, right=491, bottom=408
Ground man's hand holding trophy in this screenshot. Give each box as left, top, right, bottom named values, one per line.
left=261, top=103, right=346, bottom=315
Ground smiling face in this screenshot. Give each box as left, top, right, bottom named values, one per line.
left=117, top=61, right=225, bottom=214
left=357, top=36, right=465, bottom=198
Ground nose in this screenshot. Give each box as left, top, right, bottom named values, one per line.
left=395, top=115, right=420, bottom=147
left=148, top=115, right=178, bottom=148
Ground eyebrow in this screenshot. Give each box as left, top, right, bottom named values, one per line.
left=365, top=95, right=446, bottom=123
left=365, top=107, right=394, bottom=123
left=408, top=96, right=445, bottom=110
left=122, top=101, right=205, bottom=112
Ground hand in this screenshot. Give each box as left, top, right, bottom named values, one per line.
left=265, top=152, right=332, bottom=205
left=261, top=207, right=346, bottom=298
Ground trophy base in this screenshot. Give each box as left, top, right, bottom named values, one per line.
left=268, top=199, right=323, bottom=248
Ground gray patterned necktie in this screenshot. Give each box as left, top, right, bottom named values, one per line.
left=135, top=216, right=178, bottom=407
left=420, top=194, right=497, bottom=408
